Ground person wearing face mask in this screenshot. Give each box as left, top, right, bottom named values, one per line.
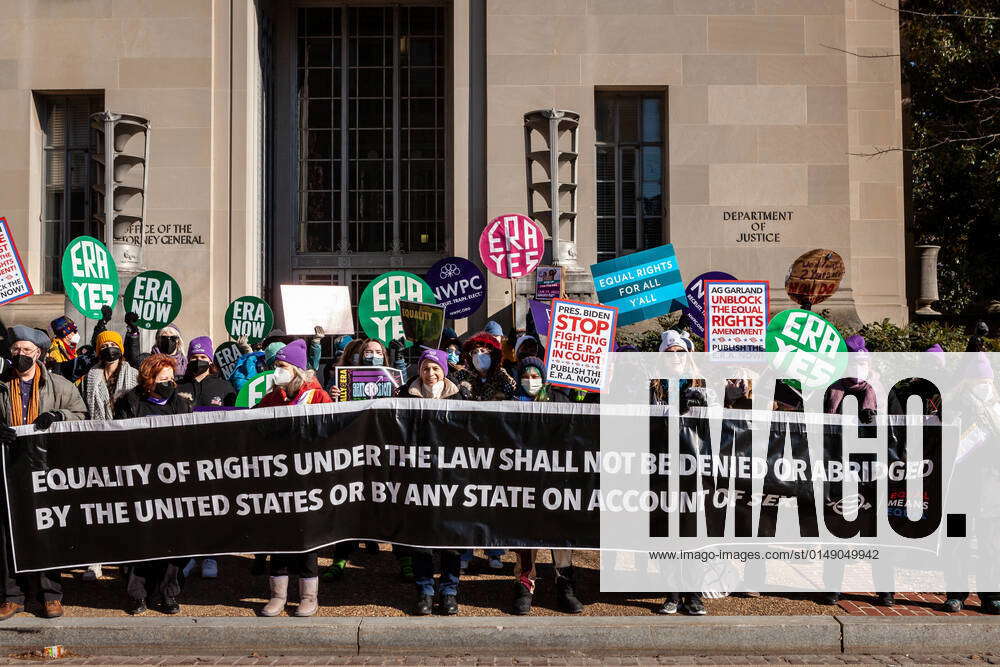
left=441, top=337, right=464, bottom=373
left=255, top=339, right=330, bottom=617
left=112, top=354, right=192, bottom=614
left=394, top=349, right=466, bottom=615
left=146, top=324, right=187, bottom=376
left=357, top=339, right=388, bottom=368
left=46, top=316, right=80, bottom=365
left=0, top=326, right=87, bottom=622
left=449, top=332, right=517, bottom=401
left=176, top=337, right=237, bottom=409
left=510, top=357, right=581, bottom=616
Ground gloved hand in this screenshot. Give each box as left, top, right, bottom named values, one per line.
left=458, top=381, right=474, bottom=401
left=33, top=411, right=63, bottom=431
left=236, top=335, right=252, bottom=354
left=100, top=305, right=113, bottom=323
left=124, top=311, right=140, bottom=335
left=311, top=326, right=325, bottom=345
left=0, top=424, right=16, bottom=445
left=860, top=408, right=876, bottom=425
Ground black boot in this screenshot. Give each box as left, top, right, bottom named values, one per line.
left=555, top=567, right=583, bottom=614
left=413, top=593, right=433, bottom=616
left=512, top=581, right=533, bottom=615
left=876, top=592, right=895, bottom=607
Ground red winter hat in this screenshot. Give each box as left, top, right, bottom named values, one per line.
left=463, top=332, right=502, bottom=353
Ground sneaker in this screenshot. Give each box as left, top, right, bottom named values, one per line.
left=656, top=600, right=679, bottom=615
left=321, top=561, right=346, bottom=583
left=201, top=558, right=218, bottom=579
left=438, top=593, right=459, bottom=616
left=942, top=598, right=963, bottom=613
left=488, top=557, right=503, bottom=570
left=413, top=594, right=433, bottom=616
left=398, top=557, right=415, bottom=582
left=683, top=598, right=707, bottom=615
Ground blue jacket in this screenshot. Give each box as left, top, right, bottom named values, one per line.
left=230, top=351, right=265, bottom=392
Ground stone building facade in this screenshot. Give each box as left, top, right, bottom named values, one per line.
left=0, top=0, right=905, bottom=340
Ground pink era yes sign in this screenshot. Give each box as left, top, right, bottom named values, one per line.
left=478, top=213, right=544, bottom=279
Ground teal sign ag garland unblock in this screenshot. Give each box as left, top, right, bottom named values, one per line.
left=590, top=244, right=687, bottom=326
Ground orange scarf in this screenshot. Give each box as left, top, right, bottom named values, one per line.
left=8, top=370, right=41, bottom=426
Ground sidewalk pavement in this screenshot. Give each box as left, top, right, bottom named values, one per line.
left=2, top=616, right=1000, bottom=657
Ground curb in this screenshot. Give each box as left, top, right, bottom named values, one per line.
left=0, top=616, right=997, bottom=656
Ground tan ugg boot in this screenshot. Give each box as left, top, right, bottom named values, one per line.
left=260, top=576, right=288, bottom=617
left=295, top=576, right=319, bottom=617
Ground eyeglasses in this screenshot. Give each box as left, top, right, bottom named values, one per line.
left=10, top=345, right=37, bottom=356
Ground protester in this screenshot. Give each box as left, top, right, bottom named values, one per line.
left=442, top=336, right=464, bottom=374
left=510, top=356, right=581, bottom=615
left=112, top=354, right=191, bottom=614
left=46, top=316, right=80, bottom=367
left=230, top=340, right=285, bottom=393
left=450, top=333, right=516, bottom=401
left=256, top=339, right=330, bottom=617
left=652, top=329, right=707, bottom=616
left=176, top=337, right=236, bottom=409
left=0, top=325, right=88, bottom=620
left=395, top=349, right=465, bottom=614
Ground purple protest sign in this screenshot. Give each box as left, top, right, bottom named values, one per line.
left=425, top=257, right=486, bottom=319
left=529, top=299, right=551, bottom=337
left=682, top=271, right=736, bottom=338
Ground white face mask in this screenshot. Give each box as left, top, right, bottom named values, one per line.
left=973, top=382, right=995, bottom=402
left=473, top=353, right=492, bottom=372
left=522, top=378, right=543, bottom=396
left=272, top=367, right=294, bottom=386
left=68, top=332, right=81, bottom=346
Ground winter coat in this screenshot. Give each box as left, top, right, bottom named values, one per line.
left=230, top=351, right=265, bottom=393
left=396, top=377, right=464, bottom=400
left=113, top=388, right=193, bottom=419
left=450, top=333, right=517, bottom=401
left=257, top=377, right=332, bottom=407
left=0, top=362, right=88, bottom=425
left=81, top=362, right=139, bottom=420
left=176, top=374, right=237, bottom=408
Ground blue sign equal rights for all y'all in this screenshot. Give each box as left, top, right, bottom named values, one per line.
left=590, top=244, right=688, bottom=327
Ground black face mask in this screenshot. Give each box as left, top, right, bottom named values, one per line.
left=12, top=354, right=35, bottom=374
left=189, top=359, right=211, bottom=376
left=154, top=381, right=175, bottom=399
left=99, top=347, right=121, bottom=363
left=157, top=337, right=178, bottom=354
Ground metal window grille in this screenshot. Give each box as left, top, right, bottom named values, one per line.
left=296, top=5, right=445, bottom=256
left=40, top=94, right=104, bottom=292
left=595, top=92, right=665, bottom=264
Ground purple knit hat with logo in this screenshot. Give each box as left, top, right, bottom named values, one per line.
left=188, top=336, right=214, bottom=359
left=276, top=338, right=308, bottom=370
left=418, top=348, right=449, bottom=373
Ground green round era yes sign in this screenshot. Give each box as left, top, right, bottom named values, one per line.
left=765, top=309, right=847, bottom=390
left=61, top=236, right=119, bottom=319
left=359, top=271, right=435, bottom=346
left=225, top=296, right=274, bottom=345
left=235, top=370, right=275, bottom=408
left=123, top=271, right=182, bottom=330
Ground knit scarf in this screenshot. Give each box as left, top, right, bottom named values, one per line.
left=84, top=362, right=139, bottom=420
left=8, top=370, right=41, bottom=426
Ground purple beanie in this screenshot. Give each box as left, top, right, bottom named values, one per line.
left=845, top=334, right=868, bottom=353
left=276, top=338, right=308, bottom=370
left=188, top=336, right=214, bottom=359
left=418, top=348, right=449, bottom=373
left=971, top=352, right=994, bottom=380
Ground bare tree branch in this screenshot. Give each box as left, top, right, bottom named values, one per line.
left=851, top=133, right=1000, bottom=157
left=871, top=0, right=1000, bottom=21
left=820, top=43, right=900, bottom=58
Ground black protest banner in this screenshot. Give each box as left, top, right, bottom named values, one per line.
left=3, top=401, right=601, bottom=572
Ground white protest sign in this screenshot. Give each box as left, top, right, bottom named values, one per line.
left=704, top=280, right=769, bottom=357
left=280, top=285, right=353, bottom=335
left=544, top=299, right=618, bottom=393
left=0, top=218, right=32, bottom=306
